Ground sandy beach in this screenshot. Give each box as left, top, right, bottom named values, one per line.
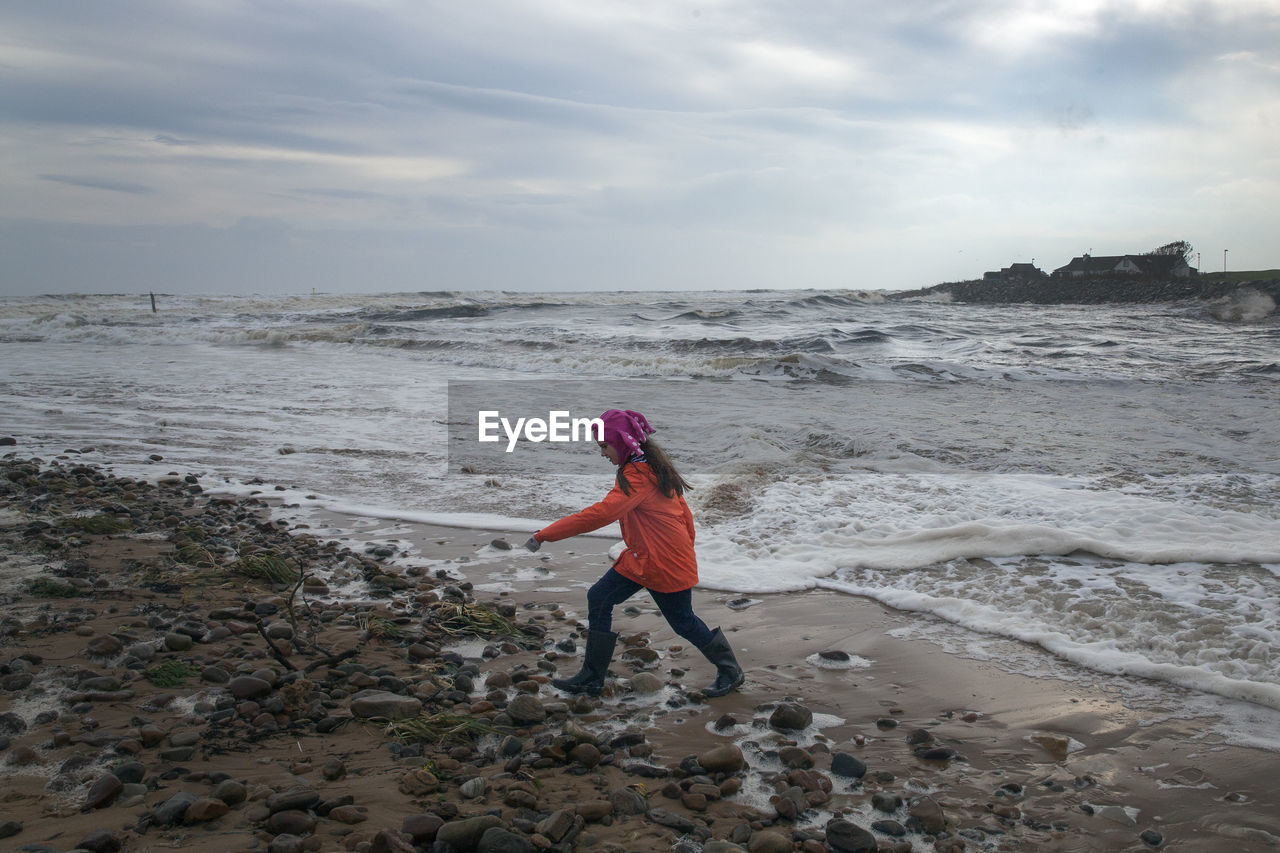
left=2, top=454, right=1277, bottom=853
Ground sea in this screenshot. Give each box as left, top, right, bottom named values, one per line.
left=2, top=288, right=1278, bottom=747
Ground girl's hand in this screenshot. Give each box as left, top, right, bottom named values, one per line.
left=523, top=536, right=541, bottom=552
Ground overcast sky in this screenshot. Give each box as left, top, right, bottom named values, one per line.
left=2, top=1, right=1277, bottom=295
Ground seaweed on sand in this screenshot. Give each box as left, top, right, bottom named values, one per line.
left=423, top=601, right=532, bottom=640
left=380, top=712, right=499, bottom=746
left=232, top=552, right=298, bottom=585
left=146, top=659, right=200, bottom=687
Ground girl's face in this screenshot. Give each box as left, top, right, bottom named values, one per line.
left=598, top=441, right=621, bottom=465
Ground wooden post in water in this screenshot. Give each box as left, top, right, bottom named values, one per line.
left=149, top=292, right=157, bottom=313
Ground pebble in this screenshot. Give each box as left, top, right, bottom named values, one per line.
left=831, top=752, right=867, bottom=779
left=212, top=778, right=247, bottom=805
left=609, top=787, right=648, bottom=815
left=228, top=675, right=273, bottom=700
left=506, top=694, right=547, bottom=724
left=630, top=672, right=664, bottom=693
left=266, top=809, right=317, bottom=835
left=825, top=818, right=878, bottom=852
left=164, top=632, right=193, bottom=651
left=350, top=690, right=422, bottom=719
left=77, top=829, right=124, bottom=852
left=459, top=776, right=487, bottom=798
left=85, top=635, right=123, bottom=656
left=907, top=795, right=947, bottom=834
left=746, top=829, right=792, bottom=853
left=768, top=702, right=813, bottom=731
left=698, top=743, right=746, bottom=774
left=84, top=773, right=123, bottom=809
left=477, top=826, right=533, bottom=852
left=185, top=797, right=230, bottom=822
left=153, top=791, right=197, bottom=826
left=399, top=768, right=439, bottom=796
left=438, top=814, right=504, bottom=849
left=266, top=787, right=321, bottom=814
left=779, top=745, right=814, bottom=768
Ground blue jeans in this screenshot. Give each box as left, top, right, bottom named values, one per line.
left=587, top=568, right=714, bottom=648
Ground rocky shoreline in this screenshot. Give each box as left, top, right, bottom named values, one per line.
left=0, top=453, right=1258, bottom=852
left=889, top=276, right=1280, bottom=310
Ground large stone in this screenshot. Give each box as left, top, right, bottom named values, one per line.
left=568, top=742, right=602, bottom=768
left=768, top=702, right=813, bottom=731
left=907, top=795, right=947, bottom=834
left=872, top=792, right=902, bottom=812
left=266, top=810, right=317, bottom=836
left=84, top=773, right=123, bottom=809
left=747, top=830, right=793, bottom=853
left=164, top=632, right=193, bottom=651
left=268, top=834, right=306, bottom=853
left=77, top=828, right=123, bottom=852
left=698, top=743, right=746, bottom=774
left=648, top=807, right=697, bottom=833
left=212, top=778, right=247, bottom=805
left=435, top=815, right=503, bottom=850
left=778, top=746, right=813, bottom=769
left=536, top=810, right=577, bottom=843
left=871, top=819, right=906, bottom=837
left=576, top=800, right=613, bottom=822
left=477, top=826, right=535, bottom=853
left=825, top=818, right=878, bottom=852
left=185, top=797, right=230, bottom=822
left=370, top=829, right=418, bottom=853
left=610, top=787, right=648, bottom=815
left=0, top=712, right=27, bottom=736
left=399, top=768, right=439, bottom=796
left=350, top=690, right=422, bottom=720
left=402, top=813, right=445, bottom=842
left=505, top=694, right=546, bottom=725
left=830, top=752, right=867, bottom=779
left=228, top=676, right=273, bottom=700
left=111, top=761, right=146, bottom=784
left=266, top=787, right=321, bottom=814
left=630, top=672, right=663, bottom=693
left=327, top=805, right=368, bottom=824
left=153, top=791, right=197, bottom=826
left=85, top=635, right=123, bottom=656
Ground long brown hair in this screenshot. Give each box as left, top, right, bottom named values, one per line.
left=616, top=438, right=691, bottom=498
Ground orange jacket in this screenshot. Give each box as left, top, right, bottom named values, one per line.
left=534, top=461, right=698, bottom=593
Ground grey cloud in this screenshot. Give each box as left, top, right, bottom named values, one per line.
left=2, top=1, right=1277, bottom=293
left=39, top=174, right=153, bottom=194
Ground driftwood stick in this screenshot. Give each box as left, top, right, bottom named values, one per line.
left=255, top=620, right=297, bottom=671
left=304, top=647, right=361, bottom=674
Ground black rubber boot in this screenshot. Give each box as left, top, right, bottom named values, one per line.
left=698, top=627, right=744, bottom=697
left=552, top=629, right=617, bottom=696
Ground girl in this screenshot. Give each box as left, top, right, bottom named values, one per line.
left=524, top=409, right=744, bottom=698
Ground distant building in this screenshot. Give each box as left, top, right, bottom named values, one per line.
left=983, top=262, right=1048, bottom=281
left=1052, top=253, right=1193, bottom=278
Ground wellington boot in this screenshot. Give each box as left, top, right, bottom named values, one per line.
left=552, top=629, right=617, bottom=696
left=698, top=627, right=744, bottom=697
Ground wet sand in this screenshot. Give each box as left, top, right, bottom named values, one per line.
left=1, top=458, right=1278, bottom=853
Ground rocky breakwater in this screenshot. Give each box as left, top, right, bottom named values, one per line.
left=892, top=275, right=1280, bottom=311
left=1, top=452, right=1170, bottom=852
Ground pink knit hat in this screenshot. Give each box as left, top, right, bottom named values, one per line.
left=600, top=409, right=654, bottom=462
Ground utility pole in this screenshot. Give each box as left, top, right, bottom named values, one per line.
left=1223, top=249, right=1228, bottom=273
